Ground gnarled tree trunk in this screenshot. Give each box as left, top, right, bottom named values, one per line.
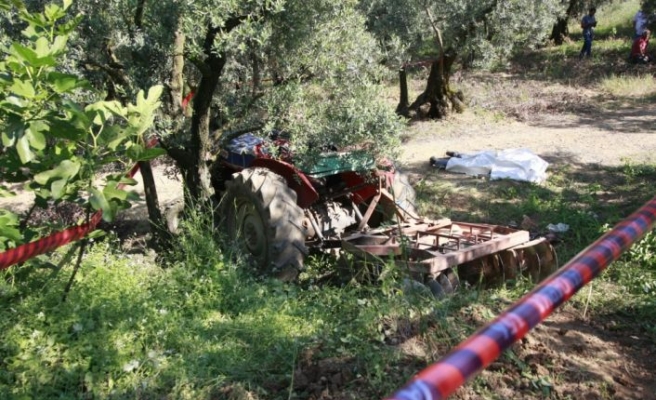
left=170, top=17, right=247, bottom=203
left=412, top=6, right=465, bottom=120
left=408, top=54, right=464, bottom=119
left=550, top=0, right=579, bottom=45
left=550, top=18, right=569, bottom=45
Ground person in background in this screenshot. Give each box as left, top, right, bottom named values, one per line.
left=579, top=7, right=597, bottom=59
left=633, top=7, right=649, bottom=39
left=630, top=29, right=652, bottom=63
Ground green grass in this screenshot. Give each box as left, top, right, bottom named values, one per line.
left=2, top=159, right=654, bottom=399
left=0, top=210, right=479, bottom=399
left=416, top=156, right=656, bottom=320
left=2, top=1, right=656, bottom=398
left=507, top=0, right=641, bottom=87
left=570, top=0, right=639, bottom=39
left=598, top=74, right=656, bottom=98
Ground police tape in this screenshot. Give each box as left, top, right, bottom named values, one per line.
left=386, top=195, right=656, bottom=400
left=0, top=139, right=158, bottom=270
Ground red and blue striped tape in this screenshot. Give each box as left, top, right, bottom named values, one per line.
left=386, top=195, right=656, bottom=400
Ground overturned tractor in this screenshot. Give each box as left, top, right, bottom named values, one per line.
left=214, top=132, right=557, bottom=292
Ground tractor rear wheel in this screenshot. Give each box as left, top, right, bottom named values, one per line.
left=220, top=168, right=308, bottom=281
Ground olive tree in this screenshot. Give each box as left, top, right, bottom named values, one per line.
left=360, top=0, right=563, bottom=119
left=549, top=0, right=614, bottom=45
left=57, top=0, right=402, bottom=207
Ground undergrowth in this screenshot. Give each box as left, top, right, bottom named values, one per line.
left=0, top=208, right=475, bottom=399
left=2, top=159, right=654, bottom=398
left=1, top=1, right=655, bottom=398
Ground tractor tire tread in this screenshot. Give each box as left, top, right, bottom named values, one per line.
left=220, top=167, right=307, bottom=280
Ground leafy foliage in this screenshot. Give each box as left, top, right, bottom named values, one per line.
left=0, top=0, right=162, bottom=248
left=360, top=0, right=564, bottom=68
left=61, top=0, right=403, bottom=180
left=0, top=214, right=451, bottom=399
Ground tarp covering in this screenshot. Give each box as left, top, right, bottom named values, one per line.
left=445, top=148, right=549, bottom=183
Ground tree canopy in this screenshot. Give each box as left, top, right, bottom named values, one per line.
left=359, top=0, right=563, bottom=118
left=361, top=0, right=563, bottom=68
left=0, top=0, right=570, bottom=247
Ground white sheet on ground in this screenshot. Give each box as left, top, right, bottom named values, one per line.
left=445, top=148, right=549, bottom=183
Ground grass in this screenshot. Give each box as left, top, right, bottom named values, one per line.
left=571, top=0, right=639, bottom=40
left=598, top=74, right=656, bottom=98
left=0, top=209, right=481, bottom=399
left=2, top=1, right=656, bottom=399
left=2, top=166, right=655, bottom=400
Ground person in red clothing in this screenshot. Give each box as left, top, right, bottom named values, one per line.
left=630, top=29, right=652, bottom=64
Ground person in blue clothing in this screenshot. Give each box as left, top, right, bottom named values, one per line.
left=579, top=7, right=597, bottom=59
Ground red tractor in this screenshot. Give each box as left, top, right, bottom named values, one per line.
left=213, top=132, right=557, bottom=293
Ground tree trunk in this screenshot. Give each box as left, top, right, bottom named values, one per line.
left=134, top=0, right=146, bottom=32
left=415, top=6, right=465, bottom=120
left=169, top=26, right=186, bottom=116
left=409, top=54, right=464, bottom=120
left=251, top=43, right=261, bottom=96
left=184, top=56, right=224, bottom=201
left=396, top=67, right=409, bottom=117
left=181, top=17, right=246, bottom=203
left=550, top=0, right=578, bottom=45
left=550, top=18, right=569, bottom=45
left=129, top=0, right=171, bottom=247
left=138, top=160, right=172, bottom=250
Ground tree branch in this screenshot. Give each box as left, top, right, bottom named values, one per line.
left=134, top=0, right=146, bottom=30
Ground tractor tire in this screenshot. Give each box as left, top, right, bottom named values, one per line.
left=219, top=168, right=308, bottom=281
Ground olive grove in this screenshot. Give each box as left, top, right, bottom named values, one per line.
left=359, top=0, right=563, bottom=119
left=549, top=0, right=615, bottom=45
left=0, top=0, right=569, bottom=248
left=2, top=0, right=405, bottom=246
left=62, top=0, right=404, bottom=203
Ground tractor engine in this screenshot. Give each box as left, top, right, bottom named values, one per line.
left=305, top=201, right=359, bottom=239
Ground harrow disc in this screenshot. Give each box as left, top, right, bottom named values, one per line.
left=457, top=238, right=558, bottom=287
left=426, top=267, right=460, bottom=297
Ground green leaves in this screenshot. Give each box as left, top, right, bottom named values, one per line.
left=10, top=42, right=56, bottom=67
left=127, top=145, right=167, bottom=162
left=127, top=86, right=163, bottom=136
left=47, top=72, right=87, bottom=93
left=0, top=210, right=22, bottom=245
left=89, top=188, right=113, bottom=222
left=16, top=134, right=35, bottom=163
left=33, top=160, right=81, bottom=200
left=0, top=0, right=162, bottom=248
left=34, top=160, right=81, bottom=185
left=26, top=123, right=47, bottom=150
left=44, top=2, right=67, bottom=22
left=10, top=78, right=35, bottom=98
left=90, top=181, right=139, bottom=222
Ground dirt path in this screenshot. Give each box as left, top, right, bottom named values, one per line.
left=449, top=306, right=656, bottom=400
left=398, top=104, right=656, bottom=170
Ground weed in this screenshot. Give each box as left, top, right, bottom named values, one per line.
left=599, top=74, right=656, bottom=98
